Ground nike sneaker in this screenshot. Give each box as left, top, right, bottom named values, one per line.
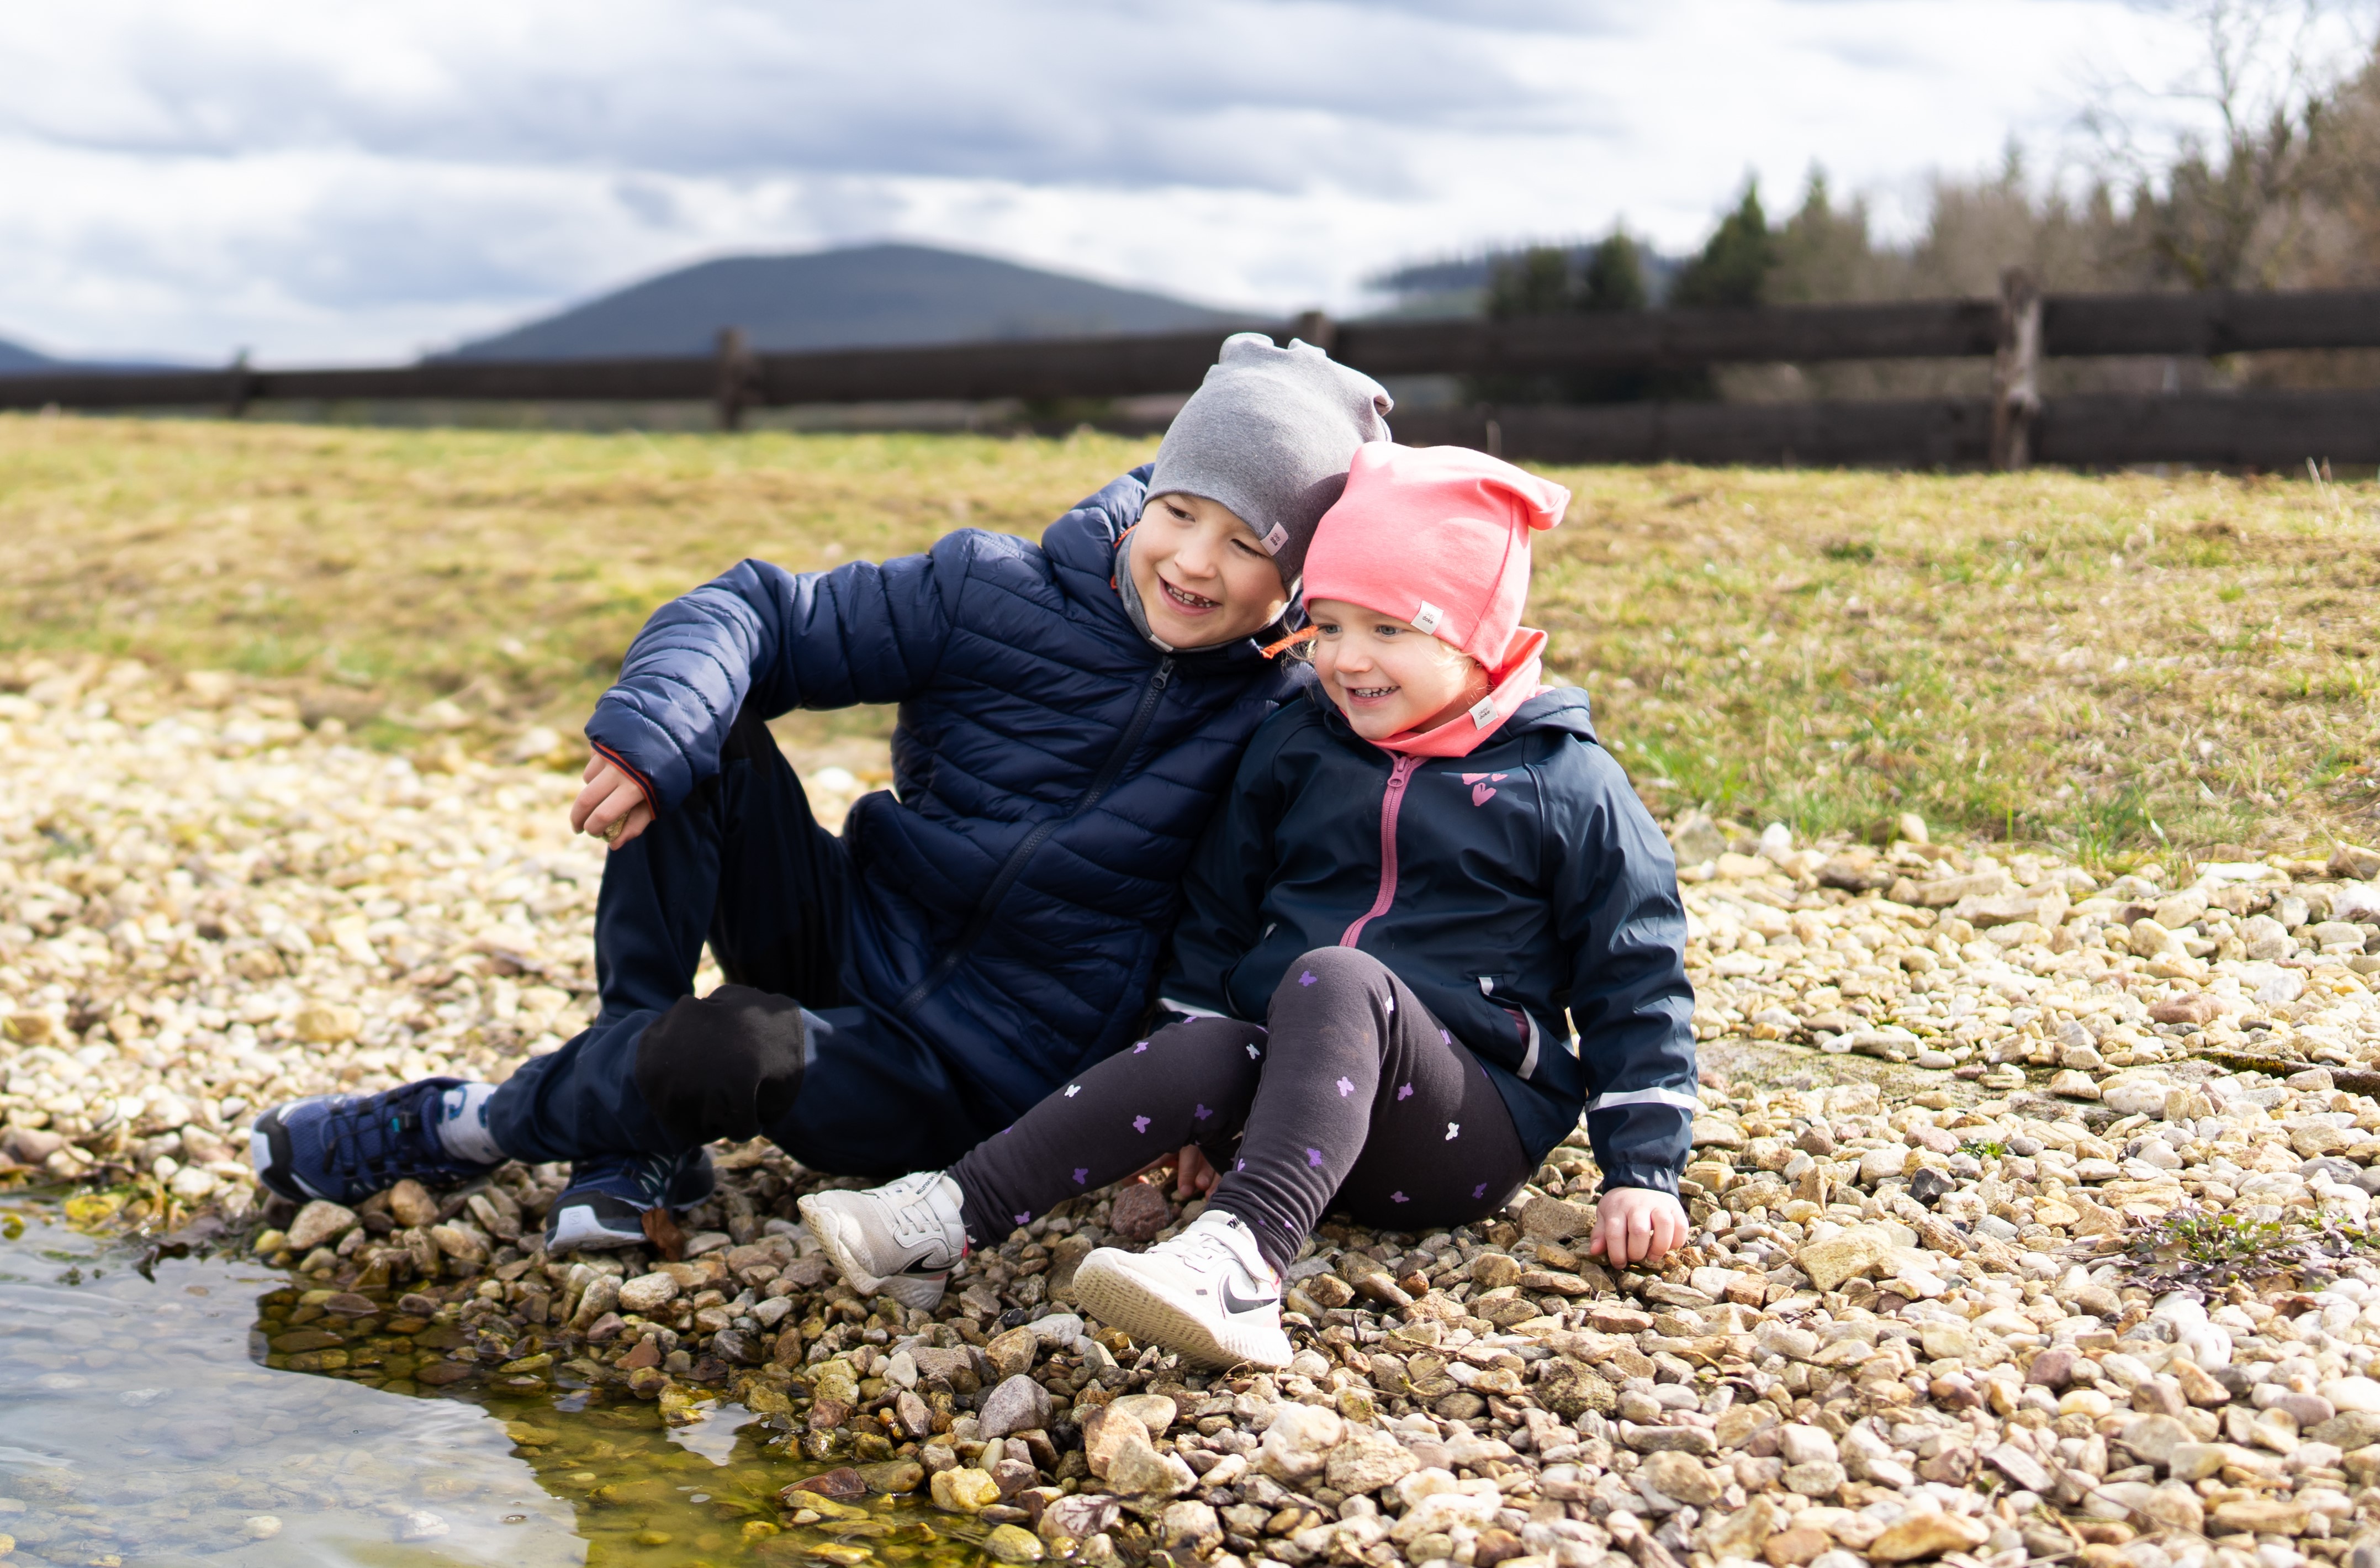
left=543, top=1148, right=718, bottom=1252
left=1069, top=1208, right=1292, bottom=1369
left=250, top=1077, right=500, bottom=1206
left=798, top=1171, right=969, bottom=1312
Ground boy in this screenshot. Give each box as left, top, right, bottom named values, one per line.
left=252, top=334, right=1394, bottom=1250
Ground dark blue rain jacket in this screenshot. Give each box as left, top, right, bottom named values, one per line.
left=585, top=466, right=1312, bottom=1122
left=1160, top=686, right=1699, bottom=1192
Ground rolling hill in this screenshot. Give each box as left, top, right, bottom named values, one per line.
left=440, top=243, right=1245, bottom=362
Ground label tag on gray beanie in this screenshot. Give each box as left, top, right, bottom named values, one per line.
left=1261, top=522, right=1288, bottom=553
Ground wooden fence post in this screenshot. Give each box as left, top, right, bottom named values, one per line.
left=1991, top=268, right=2041, bottom=470
left=1289, top=309, right=1337, bottom=354
left=714, top=327, right=759, bottom=431
left=225, top=350, right=255, bottom=420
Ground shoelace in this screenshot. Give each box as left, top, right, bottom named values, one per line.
left=577, top=1149, right=685, bottom=1203
left=323, top=1083, right=444, bottom=1189
left=882, top=1175, right=956, bottom=1255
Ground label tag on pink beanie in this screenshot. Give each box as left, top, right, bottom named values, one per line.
left=1411, top=601, right=1445, bottom=635
left=1468, top=696, right=1498, bottom=728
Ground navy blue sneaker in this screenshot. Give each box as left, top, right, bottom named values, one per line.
left=544, top=1149, right=717, bottom=1252
left=249, top=1076, right=499, bottom=1206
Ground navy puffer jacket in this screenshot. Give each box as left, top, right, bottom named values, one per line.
left=586, top=466, right=1312, bottom=1119
left=1160, top=687, right=1699, bottom=1192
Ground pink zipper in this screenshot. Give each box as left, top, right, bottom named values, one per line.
left=1341, top=756, right=1421, bottom=948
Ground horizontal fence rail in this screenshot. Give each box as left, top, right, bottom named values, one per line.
left=6, top=279, right=2378, bottom=468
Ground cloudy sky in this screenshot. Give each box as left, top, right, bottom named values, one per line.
left=0, top=1, right=2321, bottom=364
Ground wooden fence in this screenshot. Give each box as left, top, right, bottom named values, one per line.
left=7, top=275, right=2379, bottom=469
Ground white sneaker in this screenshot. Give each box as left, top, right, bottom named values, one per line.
left=798, top=1171, right=969, bottom=1312
left=1070, top=1208, right=1293, bottom=1369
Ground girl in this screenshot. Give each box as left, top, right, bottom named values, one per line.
left=802, top=442, right=1697, bottom=1368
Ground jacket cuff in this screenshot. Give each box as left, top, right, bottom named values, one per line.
left=589, top=740, right=660, bottom=815
left=1598, top=1165, right=1681, bottom=1197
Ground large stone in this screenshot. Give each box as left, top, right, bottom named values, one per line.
left=1038, top=1494, right=1120, bottom=1542
left=1108, top=1183, right=1171, bottom=1242
left=1643, top=1450, right=1723, bottom=1505
left=286, top=1199, right=358, bottom=1252
left=1390, top=1490, right=1505, bottom=1546
left=1866, top=1512, right=1990, bottom=1562
left=2309, top=1411, right=2380, bottom=1449
left=929, top=1467, right=1000, bottom=1513
left=1715, top=1403, right=1780, bottom=1449
left=1083, top=1407, right=1149, bottom=1479
left=1520, top=1195, right=1597, bottom=1241
left=617, top=1272, right=681, bottom=1314
left=1537, top=1358, right=1616, bottom=1417
left=983, top=1326, right=1040, bottom=1379
left=2210, top=1498, right=2309, bottom=1535
left=1698, top=1495, right=1784, bottom=1560
left=1620, top=1422, right=1717, bottom=1455
left=2118, top=1413, right=2193, bottom=1468
left=1107, top=1392, right=1180, bottom=1437
left=1795, top=1225, right=1891, bottom=1291
left=1107, top=1435, right=1195, bottom=1498
left=1259, top=1404, right=1345, bottom=1482
left=1778, top=1426, right=1837, bottom=1466
left=1325, top=1425, right=1417, bottom=1495
left=1783, top=1460, right=1846, bottom=1497
left=982, top=1524, right=1046, bottom=1563
left=979, top=1374, right=1053, bottom=1439
left=2165, top=1443, right=2236, bottom=1482
left=1157, top=1501, right=1221, bottom=1555
left=387, top=1179, right=440, bottom=1229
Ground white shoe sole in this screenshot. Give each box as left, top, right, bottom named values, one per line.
left=797, top=1194, right=948, bottom=1313
left=1071, top=1249, right=1293, bottom=1370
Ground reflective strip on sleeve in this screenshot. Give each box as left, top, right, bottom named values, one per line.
left=1156, top=996, right=1229, bottom=1020
left=1585, top=1087, right=1704, bottom=1113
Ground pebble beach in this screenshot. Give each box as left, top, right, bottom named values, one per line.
left=13, top=651, right=2380, bottom=1568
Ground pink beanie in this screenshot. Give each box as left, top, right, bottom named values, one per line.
left=1302, top=444, right=1571, bottom=675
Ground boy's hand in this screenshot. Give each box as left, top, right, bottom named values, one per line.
left=1587, top=1187, right=1689, bottom=1268
left=573, top=753, right=654, bottom=851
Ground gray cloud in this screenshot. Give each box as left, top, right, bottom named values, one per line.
left=9, top=2, right=1580, bottom=196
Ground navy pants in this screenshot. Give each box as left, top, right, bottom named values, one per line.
left=486, top=708, right=997, bottom=1176
left=949, top=947, right=1532, bottom=1270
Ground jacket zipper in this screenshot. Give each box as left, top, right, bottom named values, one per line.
left=1339, top=755, right=1420, bottom=948
left=897, top=657, right=1176, bottom=1015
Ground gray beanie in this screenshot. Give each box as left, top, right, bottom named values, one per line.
left=1147, top=332, right=1393, bottom=592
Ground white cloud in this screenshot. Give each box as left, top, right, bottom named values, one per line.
left=0, top=0, right=2275, bottom=363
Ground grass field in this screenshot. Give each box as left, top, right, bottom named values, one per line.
left=3, top=413, right=2377, bottom=867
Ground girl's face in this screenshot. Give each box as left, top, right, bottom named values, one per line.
left=1308, top=597, right=1489, bottom=740
left=1129, top=493, right=1289, bottom=647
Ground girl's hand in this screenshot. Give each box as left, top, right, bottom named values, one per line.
left=1587, top=1187, right=1689, bottom=1268
left=1173, top=1144, right=1218, bottom=1199
left=573, top=753, right=654, bottom=851
left=1128, top=1144, right=1220, bottom=1199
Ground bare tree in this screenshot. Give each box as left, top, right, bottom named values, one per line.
left=2082, top=0, right=2378, bottom=288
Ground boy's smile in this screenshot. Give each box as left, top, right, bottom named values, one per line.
left=1130, top=492, right=1288, bottom=647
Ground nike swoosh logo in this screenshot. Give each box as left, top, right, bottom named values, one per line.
left=1221, top=1282, right=1279, bottom=1315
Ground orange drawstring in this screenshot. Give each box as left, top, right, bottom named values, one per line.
left=1259, top=626, right=1319, bottom=659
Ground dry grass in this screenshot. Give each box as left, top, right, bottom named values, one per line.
left=1540, top=463, right=2380, bottom=867
left=3, top=414, right=2378, bottom=864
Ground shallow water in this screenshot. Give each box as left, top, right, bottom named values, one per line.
left=0, top=1198, right=996, bottom=1568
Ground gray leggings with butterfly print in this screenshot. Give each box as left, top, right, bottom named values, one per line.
left=947, top=946, right=1532, bottom=1273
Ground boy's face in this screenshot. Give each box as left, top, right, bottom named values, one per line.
left=1130, top=493, right=1288, bottom=647
left=1308, top=596, right=1487, bottom=740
